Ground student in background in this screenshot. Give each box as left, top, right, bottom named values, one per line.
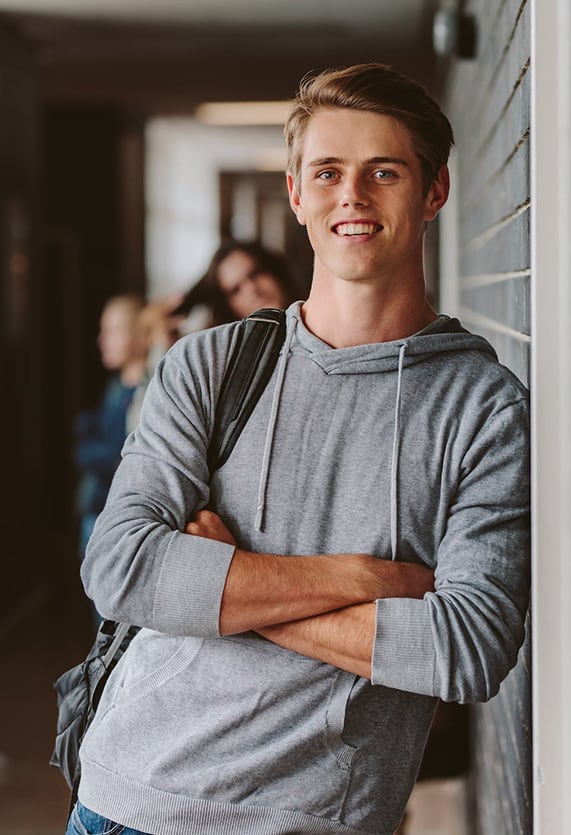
left=125, top=293, right=185, bottom=435
left=173, top=239, right=300, bottom=327
left=73, top=293, right=148, bottom=621
left=127, top=243, right=297, bottom=431
left=127, top=242, right=297, bottom=432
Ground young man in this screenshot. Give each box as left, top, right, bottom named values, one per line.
left=69, top=64, right=530, bottom=835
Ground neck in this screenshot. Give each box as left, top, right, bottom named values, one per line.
left=301, top=271, right=437, bottom=348
left=120, top=359, right=147, bottom=387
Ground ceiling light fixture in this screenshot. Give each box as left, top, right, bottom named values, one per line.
left=194, top=101, right=291, bottom=126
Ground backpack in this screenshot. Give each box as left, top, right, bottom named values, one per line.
left=50, top=307, right=287, bottom=806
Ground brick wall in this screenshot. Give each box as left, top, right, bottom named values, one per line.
left=440, top=0, right=532, bottom=832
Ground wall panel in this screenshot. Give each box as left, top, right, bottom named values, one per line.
left=440, top=0, right=531, bottom=832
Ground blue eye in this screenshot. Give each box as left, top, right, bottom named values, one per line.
left=374, top=170, right=396, bottom=180
left=318, top=170, right=337, bottom=180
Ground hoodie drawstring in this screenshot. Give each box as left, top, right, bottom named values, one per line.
left=255, top=315, right=298, bottom=531
left=254, top=320, right=407, bottom=547
left=390, top=342, right=407, bottom=560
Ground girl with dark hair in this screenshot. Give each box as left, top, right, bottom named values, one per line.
left=176, top=239, right=298, bottom=327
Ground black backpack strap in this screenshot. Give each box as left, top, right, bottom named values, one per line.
left=208, top=307, right=287, bottom=474
left=66, top=620, right=138, bottom=819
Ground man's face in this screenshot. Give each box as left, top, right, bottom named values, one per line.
left=287, top=107, right=448, bottom=287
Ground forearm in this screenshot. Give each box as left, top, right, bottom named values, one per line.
left=220, top=549, right=374, bottom=635
left=256, top=604, right=376, bottom=678
left=185, top=510, right=434, bottom=636
left=219, top=548, right=434, bottom=635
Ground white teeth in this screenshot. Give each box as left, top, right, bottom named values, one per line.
left=336, top=223, right=378, bottom=236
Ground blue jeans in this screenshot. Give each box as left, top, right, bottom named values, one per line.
left=66, top=802, right=150, bottom=835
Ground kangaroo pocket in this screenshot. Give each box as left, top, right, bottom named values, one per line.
left=81, top=631, right=359, bottom=820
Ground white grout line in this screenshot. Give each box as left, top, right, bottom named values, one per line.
left=461, top=268, right=531, bottom=290
left=459, top=308, right=532, bottom=343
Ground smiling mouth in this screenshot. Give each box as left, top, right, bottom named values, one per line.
left=334, top=222, right=383, bottom=236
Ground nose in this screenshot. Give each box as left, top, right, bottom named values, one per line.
left=341, top=173, right=369, bottom=207
left=242, top=275, right=259, bottom=295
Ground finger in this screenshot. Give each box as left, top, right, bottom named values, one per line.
left=196, top=509, right=219, bottom=524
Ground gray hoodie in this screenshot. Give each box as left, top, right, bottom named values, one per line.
left=78, top=302, right=530, bottom=835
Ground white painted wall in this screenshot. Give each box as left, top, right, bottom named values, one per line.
left=530, top=0, right=571, bottom=830
left=145, top=118, right=285, bottom=299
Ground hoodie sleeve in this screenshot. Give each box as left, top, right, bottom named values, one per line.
left=371, top=396, right=530, bottom=703
left=80, top=326, right=239, bottom=636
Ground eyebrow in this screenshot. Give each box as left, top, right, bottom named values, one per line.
left=306, top=156, right=411, bottom=169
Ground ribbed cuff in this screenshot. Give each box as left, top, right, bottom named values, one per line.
left=153, top=531, right=235, bottom=636
left=371, top=597, right=435, bottom=695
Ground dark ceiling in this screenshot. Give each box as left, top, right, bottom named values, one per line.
left=0, top=6, right=444, bottom=115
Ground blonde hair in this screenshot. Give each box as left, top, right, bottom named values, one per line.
left=284, top=62, right=454, bottom=194
left=103, top=293, right=145, bottom=319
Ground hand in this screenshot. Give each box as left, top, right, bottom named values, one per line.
left=373, top=560, right=435, bottom=599
left=256, top=603, right=376, bottom=678
left=185, top=509, right=237, bottom=546
left=321, top=554, right=434, bottom=601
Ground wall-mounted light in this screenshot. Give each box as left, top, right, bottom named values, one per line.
left=433, top=9, right=477, bottom=59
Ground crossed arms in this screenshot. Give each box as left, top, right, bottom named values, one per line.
left=186, top=509, right=435, bottom=679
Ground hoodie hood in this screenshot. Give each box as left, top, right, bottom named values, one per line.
left=253, top=302, right=498, bottom=535
left=286, top=301, right=497, bottom=375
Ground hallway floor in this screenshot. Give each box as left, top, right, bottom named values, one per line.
left=0, top=589, right=469, bottom=835
left=0, top=585, right=92, bottom=835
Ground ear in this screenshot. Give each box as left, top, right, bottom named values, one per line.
left=424, top=165, right=450, bottom=221
left=287, top=172, right=306, bottom=226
